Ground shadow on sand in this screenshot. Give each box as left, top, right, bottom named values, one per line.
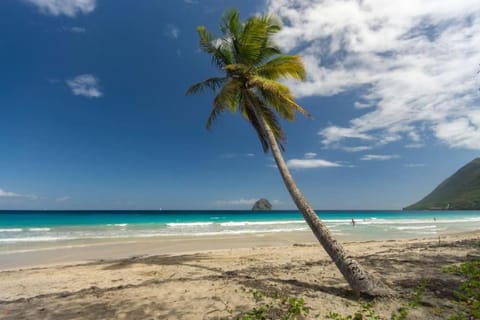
left=1, top=238, right=477, bottom=319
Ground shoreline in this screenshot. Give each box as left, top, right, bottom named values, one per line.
left=0, top=229, right=476, bottom=272
left=1, top=231, right=318, bottom=271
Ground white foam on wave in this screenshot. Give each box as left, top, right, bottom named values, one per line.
left=0, top=236, right=72, bottom=243
left=173, top=227, right=309, bottom=236
left=405, top=231, right=438, bottom=235
left=395, top=225, right=437, bottom=230
left=0, top=228, right=23, bottom=232
left=323, top=219, right=357, bottom=223
left=28, top=228, right=51, bottom=232
left=220, top=220, right=305, bottom=227
left=353, top=218, right=480, bottom=225
left=167, top=222, right=214, bottom=227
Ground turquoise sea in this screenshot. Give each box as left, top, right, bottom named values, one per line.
left=0, top=210, right=479, bottom=249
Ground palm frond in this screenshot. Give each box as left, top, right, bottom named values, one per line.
left=206, top=105, right=223, bottom=130
left=257, top=55, right=306, bottom=80
left=255, top=43, right=282, bottom=64
left=251, top=15, right=282, bottom=65
left=237, top=16, right=269, bottom=65
left=185, top=77, right=226, bottom=96
left=204, top=79, right=241, bottom=130
left=196, top=26, right=233, bottom=69
left=220, top=9, right=242, bottom=40
left=265, top=90, right=311, bottom=120
left=257, top=103, right=286, bottom=151
left=242, top=90, right=286, bottom=152
left=217, top=42, right=235, bottom=65
left=249, top=76, right=311, bottom=119
left=223, top=63, right=250, bottom=78
left=205, top=79, right=241, bottom=129
left=260, top=14, right=282, bottom=37
left=196, top=26, right=216, bottom=54
left=242, top=101, right=270, bottom=152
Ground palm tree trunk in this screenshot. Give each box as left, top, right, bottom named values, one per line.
left=258, top=116, right=389, bottom=296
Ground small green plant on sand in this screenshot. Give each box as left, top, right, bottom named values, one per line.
left=326, top=302, right=381, bottom=320
left=389, top=307, right=408, bottom=320
left=281, top=297, right=310, bottom=320
left=236, top=289, right=310, bottom=320
left=326, top=301, right=408, bottom=320
left=239, top=306, right=269, bottom=320
left=408, top=279, right=428, bottom=308
left=443, top=259, right=480, bottom=320
left=326, top=279, right=430, bottom=320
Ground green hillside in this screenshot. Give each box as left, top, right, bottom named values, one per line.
left=404, top=158, right=480, bottom=210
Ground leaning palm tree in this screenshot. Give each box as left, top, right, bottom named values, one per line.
left=186, top=9, right=388, bottom=296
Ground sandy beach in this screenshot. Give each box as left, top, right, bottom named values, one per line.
left=0, top=231, right=478, bottom=319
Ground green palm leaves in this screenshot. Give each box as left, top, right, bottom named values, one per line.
left=186, top=9, right=309, bottom=153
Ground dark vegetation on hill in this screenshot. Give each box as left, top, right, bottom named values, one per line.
left=405, top=158, right=480, bottom=210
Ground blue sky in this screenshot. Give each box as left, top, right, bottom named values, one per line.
left=0, top=0, right=479, bottom=210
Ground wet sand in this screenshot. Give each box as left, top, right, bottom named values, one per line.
left=0, top=231, right=317, bottom=271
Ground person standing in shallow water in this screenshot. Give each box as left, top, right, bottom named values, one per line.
left=351, top=219, right=356, bottom=226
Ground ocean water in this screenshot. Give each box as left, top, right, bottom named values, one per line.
left=1, top=210, right=479, bottom=250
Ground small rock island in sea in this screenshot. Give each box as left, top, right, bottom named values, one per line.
left=252, top=198, right=272, bottom=211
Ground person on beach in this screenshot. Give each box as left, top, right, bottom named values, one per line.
left=351, top=219, right=356, bottom=226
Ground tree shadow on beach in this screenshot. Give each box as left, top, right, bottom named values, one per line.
left=1, top=293, right=193, bottom=320
left=97, top=251, right=359, bottom=303
left=1, top=278, right=232, bottom=320
left=240, top=276, right=353, bottom=299
left=3, top=238, right=478, bottom=320
left=101, top=253, right=223, bottom=274
left=355, top=241, right=479, bottom=302
left=232, top=238, right=479, bottom=302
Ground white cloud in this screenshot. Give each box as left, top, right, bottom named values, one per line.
left=0, top=188, right=37, bottom=200
left=434, top=117, right=480, bottom=149
left=221, top=153, right=255, bottom=159
left=404, top=163, right=425, bottom=167
left=407, top=131, right=421, bottom=142
left=66, top=74, right=102, bottom=98
left=266, top=0, right=480, bottom=150
left=354, top=101, right=373, bottom=109
left=342, top=146, right=372, bottom=152
left=60, top=26, right=86, bottom=33
left=25, top=0, right=96, bottom=17
left=70, top=26, right=86, bottom=33
left=0, top=189, right=21, bottom=197
left=405, top=143, right=425, bottom=149
left=166, top=24, right=180, bottom=39
left=214, top=198, right=282, bottom=206
left=287, top=158, right=342, bottom=169
left=320, top=126, right=374, bottom=146
left=360, top=154, right=399, bottom=161
left=286, top=152, right=344, bottom=169
left=56, top=196, right=71, bottom=202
